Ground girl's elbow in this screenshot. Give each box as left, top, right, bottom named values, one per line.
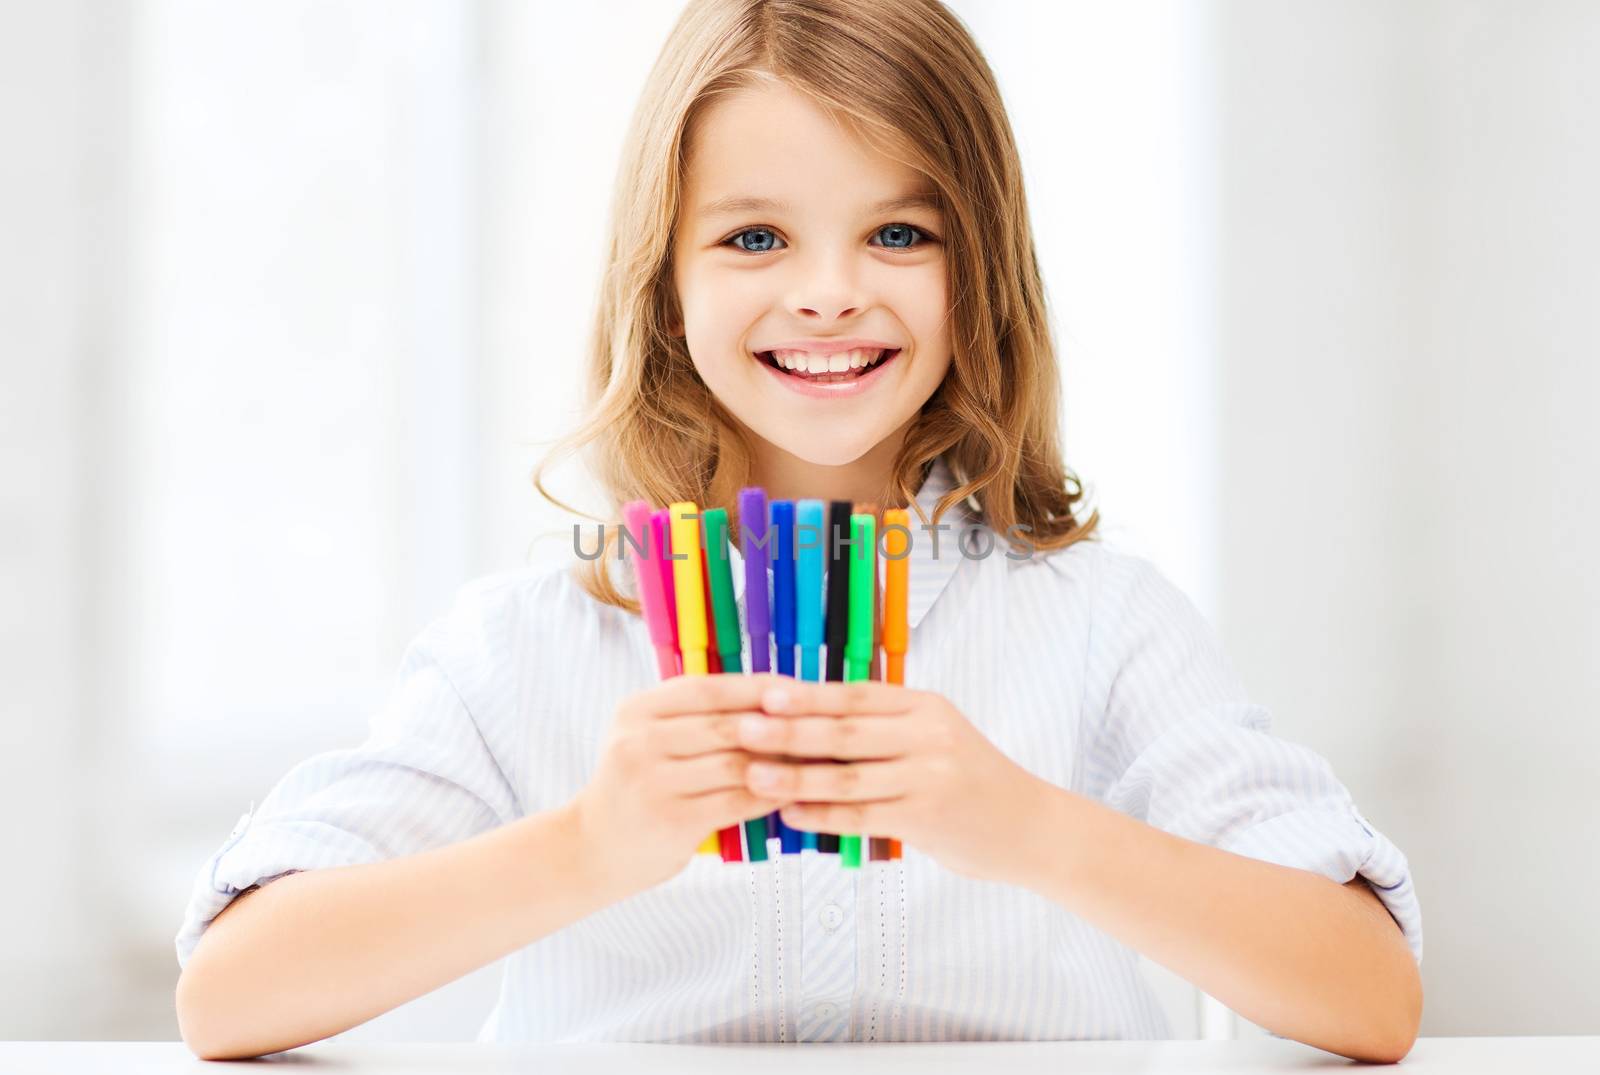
left=1366, top=962, right=1424, bottom=1064
left=1390, top=967, right=1425, bottom=1061
left=175, top=962, right=260, bottom=1061
left=1326, top=950, right=1422, bottom=1064
left=176, top=967, right=225, bottom=1059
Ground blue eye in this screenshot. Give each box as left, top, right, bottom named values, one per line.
left=726, top=227, right=785, bottom=253
left=721, top=223, right=936, bottom=254
left=873, top=223, right=929, bottom=249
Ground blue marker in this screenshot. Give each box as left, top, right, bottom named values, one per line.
left=771, top=500, right=797, bottom=678
left=767, top=499, right=803, bottom=854
left=793, top=499, right=825, bottom=851
left=796, top=500, right=825, bottom=684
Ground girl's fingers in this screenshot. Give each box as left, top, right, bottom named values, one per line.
left=736, top=713, right=909, bottom=760
left=634, top=672, right=794, bottom=721
left=649, top=712, right=756, bottom=757
left=757, top=679, right=917, bottom=717
left=684, top=787, right=791, bottom=831
left=658, top=749, right=754, bottom=795
left=745, top=757, right=916, bottom=802
left=781, top=799, right=902, bottom=837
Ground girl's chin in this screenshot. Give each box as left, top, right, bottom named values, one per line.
left=755, top=429, right=891, bottom=469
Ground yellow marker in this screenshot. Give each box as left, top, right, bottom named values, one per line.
left=669, top=502, right=723, bottom=857
left=669, top=502, right=709, bottom=675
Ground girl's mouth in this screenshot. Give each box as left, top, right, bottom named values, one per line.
left=754, top=347, right=901, bottom=385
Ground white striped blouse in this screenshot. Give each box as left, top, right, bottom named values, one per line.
left=174, top=455, right=1423, bottom=1043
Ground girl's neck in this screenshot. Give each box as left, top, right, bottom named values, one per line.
left=751, top=422, right=911, bottom=507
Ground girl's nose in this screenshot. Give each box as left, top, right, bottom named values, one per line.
left=788, top=249, right=865, bottom=321
left=795, top=300, right=863, bottom=320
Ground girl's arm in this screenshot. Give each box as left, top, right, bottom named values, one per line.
left=1005, top=785, right=1422, bottom=1064
left=175, top=802, right=624, bottom=1060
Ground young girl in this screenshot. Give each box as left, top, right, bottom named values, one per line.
left=175, top=0, right=1422, bottom=1061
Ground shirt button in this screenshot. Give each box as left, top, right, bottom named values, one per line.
left=229, top=801, right=257, bottom=839
left=819, top=902, right=844, bottom=931
left=813, top=1001, right=839, bottom=1020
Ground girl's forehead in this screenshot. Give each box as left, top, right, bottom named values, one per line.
left=682, top=85, right=930, bottom=215
left=689, top=83, right=912, bottom=173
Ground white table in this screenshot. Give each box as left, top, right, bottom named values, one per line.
left=5, top=1037, right=1598, bottom=1072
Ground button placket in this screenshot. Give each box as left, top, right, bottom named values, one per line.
left=796, top=851, right=857, bottom=1042
left=819, top=901, right=844, bottom=931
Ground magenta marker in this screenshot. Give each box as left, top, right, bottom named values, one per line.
left=652, top=509, right=678, bottom=659
left=624, top=501, right=678, bottom=678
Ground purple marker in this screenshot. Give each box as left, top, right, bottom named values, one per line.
left=738, top=488, right=771, bottom=673
left=741, top=486, right=792, bottom=851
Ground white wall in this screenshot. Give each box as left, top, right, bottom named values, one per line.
left=0, top=0, right=118, bottom=1039
left=477, top=0, right=688, bottom=575
left=0, top=0, right=494, bottom=1040
left=1211, top=0, right=1600, bottom=1037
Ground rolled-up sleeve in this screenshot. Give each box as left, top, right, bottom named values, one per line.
left=174, top=589, right=523, bottom=969
left=1080, top=549, right=1423, bottom=964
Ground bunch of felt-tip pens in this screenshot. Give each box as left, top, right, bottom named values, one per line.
left=619, top=489, right=911, bottom=868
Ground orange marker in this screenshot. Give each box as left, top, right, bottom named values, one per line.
left=868, top=506, right=891, bottom=861
left=882, top=508, right=911, bottom=859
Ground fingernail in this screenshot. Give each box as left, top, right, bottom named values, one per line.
left=739, top=715, right=767, bottom=740
left=763, top=687, right=790, bottom=712
left=749, top=763, right=782, bottom=788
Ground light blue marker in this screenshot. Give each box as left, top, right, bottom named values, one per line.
left=793, top=498, right=826, bottom=852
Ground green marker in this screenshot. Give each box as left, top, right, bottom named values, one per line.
left=702, top=508, right=744, bottom=673
left=840, top=511, right=877, bottom=868
left=703, top=508, right=767, bottom=861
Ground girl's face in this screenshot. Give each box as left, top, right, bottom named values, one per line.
left=671, top=80, right=953, bottom=470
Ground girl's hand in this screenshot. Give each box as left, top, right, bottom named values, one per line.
left=736, top=680, right=1053, bottom=883
left=571, top=674, right=794, bottom=897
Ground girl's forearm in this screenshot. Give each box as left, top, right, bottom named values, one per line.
left=175, top=803, right=627, bottom=1060
left=1004, top=781, right=1421, bottom=1063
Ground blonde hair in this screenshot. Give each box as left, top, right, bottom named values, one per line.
left=532, top=0, right=1099, bottom=613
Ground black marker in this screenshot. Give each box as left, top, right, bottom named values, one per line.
left=817, top=499, right=853, bottom=855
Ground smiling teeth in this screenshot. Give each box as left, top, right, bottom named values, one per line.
left=770, top=348, right=888, bottom=373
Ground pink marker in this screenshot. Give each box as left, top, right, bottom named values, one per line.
left=622, top=501, right=679, bottom=678
left=652, top=509, right=679, bottom=661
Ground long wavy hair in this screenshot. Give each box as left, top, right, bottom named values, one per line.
left=532, top=0, right=1100, bottom=613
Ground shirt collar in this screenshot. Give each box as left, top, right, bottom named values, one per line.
left=725, top=455, right=972, bottom=631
